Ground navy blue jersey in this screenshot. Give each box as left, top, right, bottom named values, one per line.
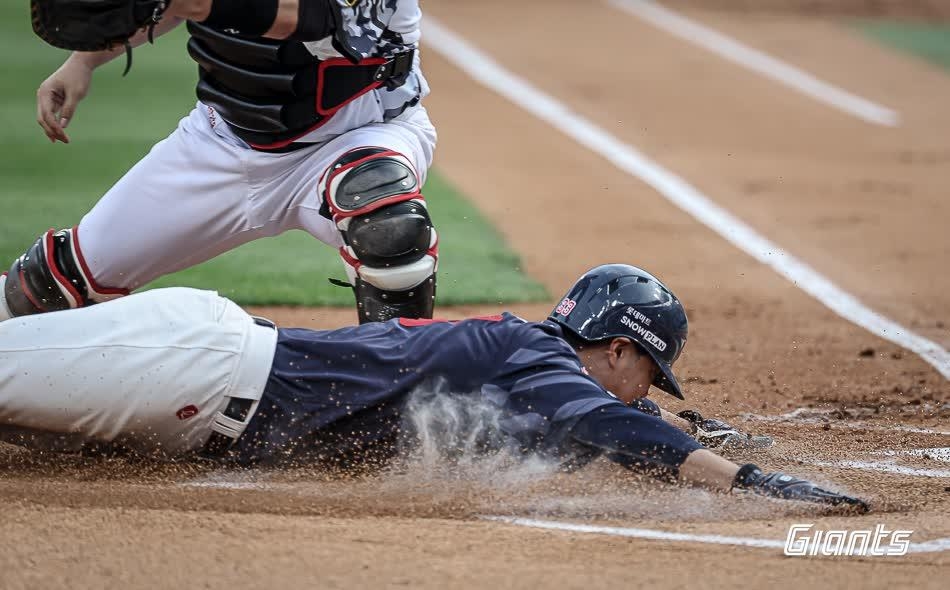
left=233, top=314, right=701, bottom=471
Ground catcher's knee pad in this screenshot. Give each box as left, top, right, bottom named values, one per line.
left=320, top=148, right=438, bottom=323
left=0, top=228, right=128, bottom=321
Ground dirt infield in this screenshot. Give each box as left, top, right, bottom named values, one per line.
left=662, top=0, right=950, bottom=19
left=2, top=2, right=949, bottom=587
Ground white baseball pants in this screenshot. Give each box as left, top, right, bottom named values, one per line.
left=75, top=104, right=437, bottom=291
left=0, top=288, right=277, bottom=457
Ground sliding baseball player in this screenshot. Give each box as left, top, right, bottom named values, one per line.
left=0, top=263, right=867, bottom=511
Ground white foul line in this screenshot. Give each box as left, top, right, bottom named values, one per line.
left=607, top=0, right=899, bottom=127
left=807, top=459, right=950, bottom=479
left=484, top=516, right=783, bottom=549
left=880, top=447, right=950, bottom=463
left=421, top=18, right=950, bottom=381
left=482, top=517, right=950, bottom=554
left=741, top=410, right=950, bottom=436
left=910, top=537, right=950, bottom=554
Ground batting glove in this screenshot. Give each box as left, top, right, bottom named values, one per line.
left=733, top=463, right=870, bottom=512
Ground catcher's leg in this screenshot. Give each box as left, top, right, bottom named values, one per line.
left=0, top=105, right=287, bottom=322
left=320, top=147, right=438, bottom=323
left=0, top=228, right=127, bottom=321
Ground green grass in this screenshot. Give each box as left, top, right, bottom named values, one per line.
left=0, top=4, right=547, bottom=306
left=855, top=21, right=950, bottom=72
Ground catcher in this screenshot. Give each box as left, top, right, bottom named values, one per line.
left=3, top=0, right=438, bottom=325
left=0, top=263, right=868, bottom=512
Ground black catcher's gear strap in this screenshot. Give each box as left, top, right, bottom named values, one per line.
left=31, top=0, right=171, bottom=75
left=352, top=275, right=436, bottom=325
left=733, top=463, right=870, bottom=512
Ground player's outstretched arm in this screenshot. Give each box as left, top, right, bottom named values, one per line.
left=36, top=17, right=184, bottom=144
left=679, top=449, right=869, bottom=512
left=569, top=406, right=867, bottom=511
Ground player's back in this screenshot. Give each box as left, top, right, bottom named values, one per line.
left=263, top=313, right=534, bottom=416
left=233, top=313, right=594, bottom=465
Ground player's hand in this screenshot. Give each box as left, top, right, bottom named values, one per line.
left=677, top=409, right=774, bottom=450
left=36, top=55, right=94, bottom=144
left=733, top=464, right=870, bottom=512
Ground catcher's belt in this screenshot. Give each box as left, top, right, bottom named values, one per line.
left=188, top=22, right=415, bottom=152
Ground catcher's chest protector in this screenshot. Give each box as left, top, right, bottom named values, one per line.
left=189, top=1, right=416, bottom=151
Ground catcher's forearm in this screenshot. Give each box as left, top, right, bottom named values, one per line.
left=71, top=16, right=185, bottom=69
left=166, top=0, right=291, bottom=37
left=165, top=0, right=212, bottom=20
left=168, top=0, right=330, bottom=40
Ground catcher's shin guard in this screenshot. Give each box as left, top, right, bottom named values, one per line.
left=321, top=148, right=438, bottom=323
left=0, top=228, right=128, bottom=321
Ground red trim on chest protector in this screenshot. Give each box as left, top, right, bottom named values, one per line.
left=248, top=57, right=389, bottom=151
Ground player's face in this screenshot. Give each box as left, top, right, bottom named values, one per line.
left=592, top=338, right=659, bottom=405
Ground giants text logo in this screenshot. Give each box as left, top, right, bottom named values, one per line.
left=784, top=524, right=912, bottom=557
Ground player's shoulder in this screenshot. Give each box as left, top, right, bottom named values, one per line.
left=493, top=315, right=585, bottom=366
left=470, top=312, right=564, bottom=341
left=502, top=314, right=571, bottom=345
left=492, top=318, right=622, bottom=407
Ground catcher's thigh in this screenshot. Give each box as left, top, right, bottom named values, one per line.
left=73, top=106, right=338, bottom=292
left=0, top=288, right=276, bottom=457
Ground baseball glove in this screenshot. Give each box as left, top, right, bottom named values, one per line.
left=31, top=0, right=171, bottom=74
left=677, top=409, right=774, bottom=450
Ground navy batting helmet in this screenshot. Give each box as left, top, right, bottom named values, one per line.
left=549, top=264, right=689, bottom=399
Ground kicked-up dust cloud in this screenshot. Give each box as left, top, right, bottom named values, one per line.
left=398, top=382, right=558, bottom=487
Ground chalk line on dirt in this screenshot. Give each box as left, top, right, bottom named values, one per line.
left=741, top=409, right=950, bottom=436
left=421, top=18, right=950, bottom=380
left=482, top=516, right=950, bottom=554
left=181, top=471, right=286, bottom=491
left=806, top=459, right=950, bottom=479
left=607, top=0, right=899, bottom=126
left=183, top=480, right=292, bottom=491
left=879, top=447, right=950, bottom=463
left=484, top=516, right=783, bottom=549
